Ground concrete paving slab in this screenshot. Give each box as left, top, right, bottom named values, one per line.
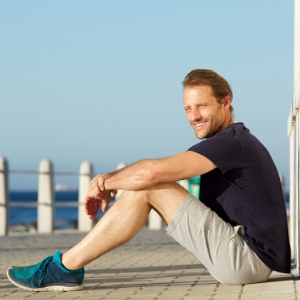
left=0, top=227, right=298, bottom=299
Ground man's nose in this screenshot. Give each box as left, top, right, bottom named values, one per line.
left=191, top=109, right=202, bottom=121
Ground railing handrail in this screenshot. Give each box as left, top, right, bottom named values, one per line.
left=8, top=170, right=91, bottom=177
left=9, top=201, right=80, bottom=207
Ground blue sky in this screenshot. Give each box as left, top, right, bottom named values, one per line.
left=0, top=1, right=294, bottom=191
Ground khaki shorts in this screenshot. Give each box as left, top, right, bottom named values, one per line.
left=166, top=193, right=272, bottom=284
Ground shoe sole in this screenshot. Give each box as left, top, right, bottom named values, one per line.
left=7, top=269, right=84, bottom=292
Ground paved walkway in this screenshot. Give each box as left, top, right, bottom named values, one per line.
left=0, top=228, right=298, bottom=299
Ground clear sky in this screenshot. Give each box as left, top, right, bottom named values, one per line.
left=0, top=1, right=294, bottom=191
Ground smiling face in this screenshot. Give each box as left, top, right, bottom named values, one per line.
left=183, top=85, right=233, bottom=139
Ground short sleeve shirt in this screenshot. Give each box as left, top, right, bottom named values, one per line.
left=188, top=123, right=290, bottom=273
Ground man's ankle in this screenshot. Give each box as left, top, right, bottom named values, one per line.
left=60, top=253, right=80, bottom=271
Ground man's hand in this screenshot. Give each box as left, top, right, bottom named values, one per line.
left=84, top=175, right=117, bottom=220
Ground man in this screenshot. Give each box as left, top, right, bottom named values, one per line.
left=7, top=69, right=290, bottom=291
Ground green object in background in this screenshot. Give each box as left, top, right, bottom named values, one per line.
left=188, top=177, right=201, bottom=199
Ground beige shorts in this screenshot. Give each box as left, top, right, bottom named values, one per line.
left=166, top=193, right=272, bottom=284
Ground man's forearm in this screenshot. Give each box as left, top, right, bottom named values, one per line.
left=103, top=159, right=158, bottom=191
left=100, top=151, right=216, bottom=192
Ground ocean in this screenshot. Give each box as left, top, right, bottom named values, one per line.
left=8, top=190, right=290, bottom=230
left=9, top=190, right=106, bottom=230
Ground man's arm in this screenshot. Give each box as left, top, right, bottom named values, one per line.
left=84, top=151, right=216, bottom=219
left=102, top=151, right=216, bottom=191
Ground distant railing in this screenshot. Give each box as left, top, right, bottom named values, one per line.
left=0, top=157, right=197, bottom=236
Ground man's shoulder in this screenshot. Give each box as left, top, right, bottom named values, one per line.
left=222, top=122, right=247, bottom=136
left=206, top=122, right=248, bottom=144
left=188, top=123, right=251, bottom=154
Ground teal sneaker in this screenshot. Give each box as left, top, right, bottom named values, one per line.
left=7, top=250, right=84, bottom=291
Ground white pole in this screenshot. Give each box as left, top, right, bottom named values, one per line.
left=295, top=0, right=300, bottom=91
left=288, top=110, right=295, bottom=269
left=115, top=162, right=126, bottom=200
left=291, top=0, right=300, bottom=275
left=295, top=113, right=299, bottom=274
left=38, top=159, right=54, bottom=233
left=78, top=161, right=93, bottom=232
left=290, top=115, right=298, bottom=274
left=0, top=157, right=8, bottom=236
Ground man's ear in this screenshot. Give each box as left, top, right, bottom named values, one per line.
left=222, top=96, right=231, bottom=109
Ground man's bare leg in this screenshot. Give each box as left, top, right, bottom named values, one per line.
left=62, top=182, right=188, bottom=270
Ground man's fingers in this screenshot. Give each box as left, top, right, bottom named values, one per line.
left=84, top=195, right=102, bottom=219
left=110, top=190, right=118, bottom=197
left=87, top=214, right=94, bottom=220
left=102, top=202, right=107, bottom=213
left=96, top=174, right=104, bottom=191
left=102, top=199, right=111, bottom=213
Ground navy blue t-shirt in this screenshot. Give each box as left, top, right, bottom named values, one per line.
left=188, top=123, right=290, bottom=273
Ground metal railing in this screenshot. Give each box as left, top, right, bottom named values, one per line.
left=0, top=157, right=194, bottom=236
left=0, top=158, right=95, bottom=235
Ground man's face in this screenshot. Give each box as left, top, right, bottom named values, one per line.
left=183, top=85, right=228, bottom=139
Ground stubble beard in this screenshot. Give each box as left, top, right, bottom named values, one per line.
left=194, top=119, right=224, bottom=140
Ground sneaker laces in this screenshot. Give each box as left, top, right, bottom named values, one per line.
left=32, top=256, right=53, bottom=287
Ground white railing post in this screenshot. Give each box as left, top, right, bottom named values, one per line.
left=148, top=209, right=162, bottom=230
left=0, top=157, right=9, bottom=236
left=115, top=162, right=126, bottom=200
left=178, top=179, right=189, bottom=191
left=38, top=159, right=54, bottom=233
left=78, top=161, right=93, bottom=232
